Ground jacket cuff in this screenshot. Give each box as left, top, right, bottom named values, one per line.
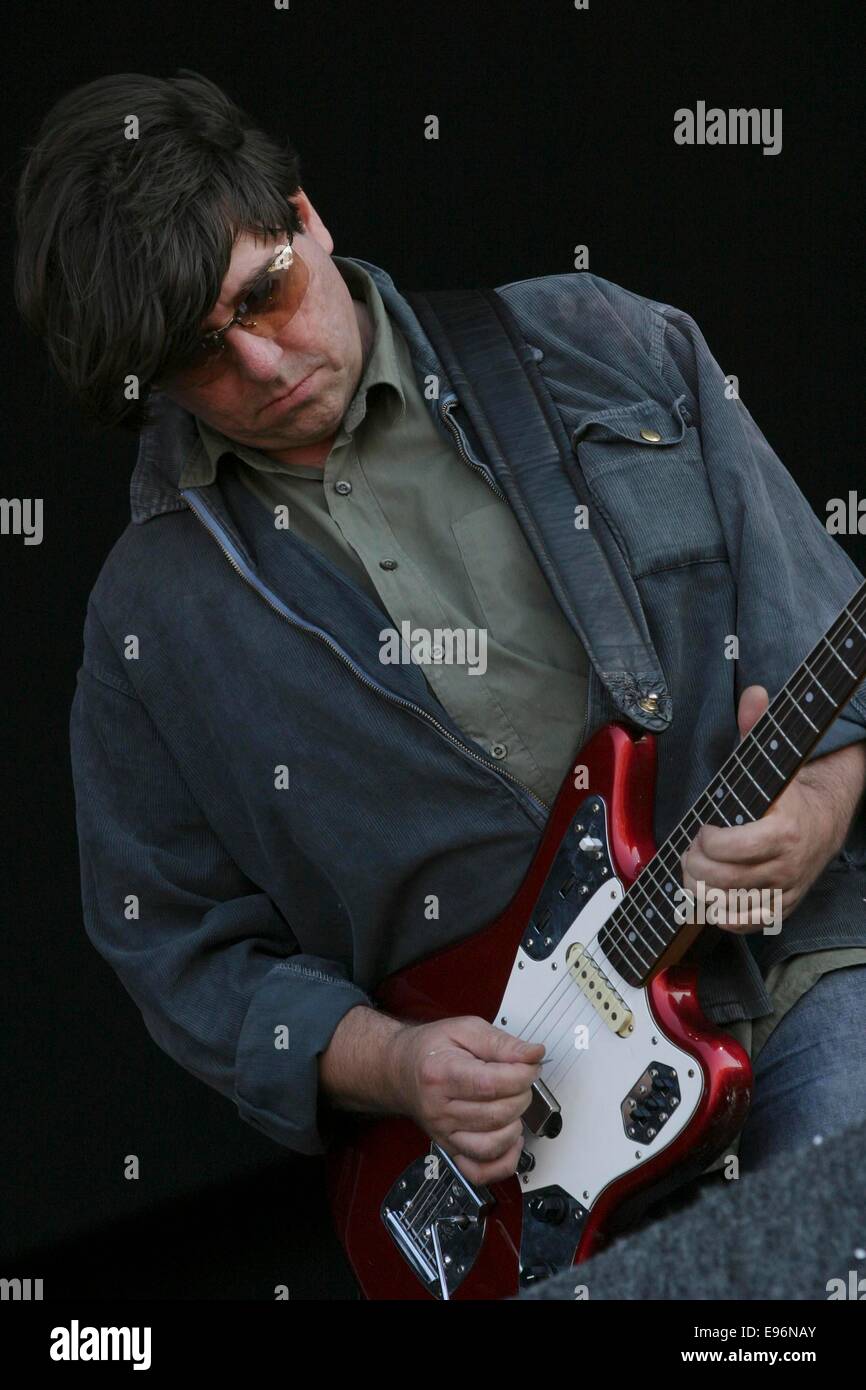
left=234, top=956, right=373, bottom=1155
left=807, top=692, right=866, bottom=762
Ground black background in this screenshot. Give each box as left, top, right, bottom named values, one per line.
left=2, top=0, right=864, bottom=1297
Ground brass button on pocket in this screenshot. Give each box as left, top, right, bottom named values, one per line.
left=639, top=428, right=662, bottom=443
left=573, top=425, right=728, bottom=578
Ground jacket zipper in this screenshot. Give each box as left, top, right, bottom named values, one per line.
left=440, top=398, right=507, bottom=500
left=182, top=490, right=550, bottom=817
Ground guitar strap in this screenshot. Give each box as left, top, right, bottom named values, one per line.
left=403, top=287, right=673, bottom=734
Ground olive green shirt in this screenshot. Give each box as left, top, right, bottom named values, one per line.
left=181, top=256, right=866, bottom=1082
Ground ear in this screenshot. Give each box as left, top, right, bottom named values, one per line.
left=289, top=187, right=334, bottom=255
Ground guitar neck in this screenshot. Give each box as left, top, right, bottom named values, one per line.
left=600, top=579, right=866, bottom=986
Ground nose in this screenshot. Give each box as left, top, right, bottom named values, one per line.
left=224, top=325, right=286, bottom=380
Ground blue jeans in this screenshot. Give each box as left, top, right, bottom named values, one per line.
left=736, top=964, right=866, bottom=1170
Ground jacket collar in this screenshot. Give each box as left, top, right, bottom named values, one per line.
left=129, top=255, right=451, bottom=526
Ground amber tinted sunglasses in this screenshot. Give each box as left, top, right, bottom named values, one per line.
left=170, top=239, right=310, bottom=384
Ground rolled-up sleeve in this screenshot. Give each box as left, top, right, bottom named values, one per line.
left=659, top=302, right=866, bottom=763
left=69, top=645, right=372, bottom=1156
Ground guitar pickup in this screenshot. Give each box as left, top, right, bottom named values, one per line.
left=566, top=942, right=634, bottom=1037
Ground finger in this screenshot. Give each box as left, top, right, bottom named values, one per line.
left=682, top=851, right=787, bottom=895
left=685, top=820, right=790, bottom=869
left=737, top=684, right=770, bottom=740
left=442, top=1090, right=534, bottom=1133
left=447, top=1016, right=545, bottom=1065
left=687, top=883, right=788, bottom=927
left=441, top=1055, right=543, bottom=1103
left=446, top=1120, right=524, bottom=1165
left=691, top=774, right=807, bottom=865
left=710, top=893, right=785, bottom=929
left=449, top=1132, right=526, bottom=1186
left=716, top=893, right=791, bottom=932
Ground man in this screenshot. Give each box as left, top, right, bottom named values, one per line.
left=15, top=70, right=866, bottom=1202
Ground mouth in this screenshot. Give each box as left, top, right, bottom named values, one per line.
left=259, top=368, right=319, bottom=415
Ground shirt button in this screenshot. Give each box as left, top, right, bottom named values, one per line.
left=334, top=480, right=352, bottom=495
left=490, top=742, right=508, bottom=759
left=379, top=558, right=398, bottom=571
left=639, top=428, right=662, bottom=443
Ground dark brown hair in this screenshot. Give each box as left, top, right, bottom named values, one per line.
left=14, top=69, right=303, bottom=433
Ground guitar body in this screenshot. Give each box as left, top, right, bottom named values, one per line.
left=326, top=722, right=753, bottom=1299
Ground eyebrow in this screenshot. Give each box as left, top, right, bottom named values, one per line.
left=232, top=248, right=280, bottom=303
left=200, top=246, right=280, bottom=334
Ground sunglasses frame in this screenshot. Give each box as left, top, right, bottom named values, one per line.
left=174, top=237, right=308, bottom=381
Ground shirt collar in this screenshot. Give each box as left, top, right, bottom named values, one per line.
left=182, top=254, right=407, bottom=487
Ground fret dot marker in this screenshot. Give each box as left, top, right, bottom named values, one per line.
left=770, top=739, right=778, bottom=750
left=805, top=691, right=814, bottom=702
left=715, top=788, right=723, bottom=799
left=665, top=882, right=673, bottom=893
left=628, top=930, right=637, bottom=942
left=846, top=638, right=854, bottom=648
left=735, top=814, right=744, bottom=823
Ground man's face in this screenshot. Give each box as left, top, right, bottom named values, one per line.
left=158, top=192, right=367, bottom=462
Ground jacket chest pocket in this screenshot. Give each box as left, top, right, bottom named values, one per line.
left=572, top=423, right=728, bottom=579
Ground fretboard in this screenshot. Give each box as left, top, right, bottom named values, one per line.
left=599, top=579, right=866, bottom=986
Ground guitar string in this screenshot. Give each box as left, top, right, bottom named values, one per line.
left=406, top=592, right=866, bottom=1241
left=404, top=591, right=866, bottom=1239
left=508, top=589, right=866, bottom=1080
left=519, top=590, right=866, bottom=1095
left=597, top=590, right=866, bottom=972
left=522, top=619, right=866, bottom=1095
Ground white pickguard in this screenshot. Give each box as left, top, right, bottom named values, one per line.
left=497, top=877, right=705, bottom=1208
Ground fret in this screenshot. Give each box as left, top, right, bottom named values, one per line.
left=751, top=736, right=784, bottom=780
left=823, top=634, right=856, bottom=680
left=802, top=656, right=833, bottom=702
left=614, top=895, right=661, bottom=961
left=717, top=773, right=753, bottom=817
left=797, top=665, right=841, bottom=716
left=600, top=870, right=681, bottom=974
left=785, top=692, right=819, bottom=732
left=598, top=581, right=866, bottom=987
left=764, top=710, right=801, bottom=757
left=729, top=752, right=771, bottom=803
left=623, top=867, right=678, bottom=940
left=623, top=903, right=668, bottom=954
left=696, top=782, right=757, bottom=828
left=706, top=796, right=733, bottom=826
left=639, top=872, right=681, bottom=939
left=604, top=906, right=656, bottom=973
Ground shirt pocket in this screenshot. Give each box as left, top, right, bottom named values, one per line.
left=572, top=418, right=728, bottom=579
left=451, top=501, right=583, bottom=669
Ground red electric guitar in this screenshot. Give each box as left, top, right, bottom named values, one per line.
left=327, top=580, right=866, bottom=1299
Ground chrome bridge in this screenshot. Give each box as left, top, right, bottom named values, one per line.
left=381, top=1146, right=492, bottom=1299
